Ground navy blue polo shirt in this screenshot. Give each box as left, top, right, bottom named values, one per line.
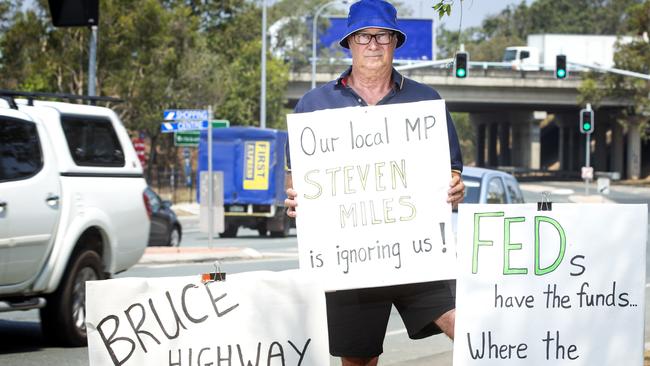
left=287, top=67, right=463, bottom=172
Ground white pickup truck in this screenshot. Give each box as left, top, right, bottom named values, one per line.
left=0, top=91, right=150, bottom=346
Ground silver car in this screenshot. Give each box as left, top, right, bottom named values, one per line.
left=462, top=167, right=525, bottom=204
left=452, top=167, right=525, bottom=233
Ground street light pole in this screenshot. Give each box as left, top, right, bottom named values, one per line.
left=88, top=25, right=98, bottom=97
left=311, top=0, right=348, bottom=90
left=260, top=0, right=267, bottom=129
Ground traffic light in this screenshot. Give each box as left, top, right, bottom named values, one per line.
left=579, top=108, right=594, bottom=134
left=454, top=52, right=469, bottom=78
left=555, top=55, right=567, bottom=79
left=48, top=0, right=99, bottom=27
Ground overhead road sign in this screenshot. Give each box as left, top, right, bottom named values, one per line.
left=173, top=120, right=230, bottom=146
left=175, top=132, right=201, bottom=146
left=211, top=120, right=230, bottom=128
left=163, top=109, right=209, bottom=121
left=161, top=120, right=208, bottom=133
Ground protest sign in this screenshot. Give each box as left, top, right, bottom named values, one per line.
left=287, top=100, right=454, bottom=291
left=453, top=203, right=647, bottom=365
left=86, top=270, right=329, bottom=366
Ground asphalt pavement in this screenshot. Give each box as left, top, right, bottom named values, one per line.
left=142, top=180, right=648, bottom=266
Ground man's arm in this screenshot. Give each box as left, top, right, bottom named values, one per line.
left=447, top=170, right=464, bottom=209
left=445, top=110, right=464, bottom=208
left=285, top=172, right=297, bottom=218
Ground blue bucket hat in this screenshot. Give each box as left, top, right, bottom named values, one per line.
left=339, top=0, right=407, bottom=49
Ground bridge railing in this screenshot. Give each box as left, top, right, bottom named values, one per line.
left=307, top=57, right=590, bottom=79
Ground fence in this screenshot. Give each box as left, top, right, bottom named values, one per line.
left=146, top=167, right=196, bottom=204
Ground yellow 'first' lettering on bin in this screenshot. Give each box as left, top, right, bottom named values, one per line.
left=243, top=141, right=270, bottom=190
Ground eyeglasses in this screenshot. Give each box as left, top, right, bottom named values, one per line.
left=352, top=32, right=394, bottom=45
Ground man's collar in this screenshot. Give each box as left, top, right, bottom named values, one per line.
left=336, top=66, right=405, bottom=91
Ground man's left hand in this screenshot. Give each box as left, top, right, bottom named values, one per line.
left=447, top=171, right=464, bottom=208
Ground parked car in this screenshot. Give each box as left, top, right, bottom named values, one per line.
left=462, top=166, right=525, bottom=205
left=453, top=167, right=525, bottom=232
left=144, top=187, right=182, bottom=246
left=0, top=91, right=150, bottom=346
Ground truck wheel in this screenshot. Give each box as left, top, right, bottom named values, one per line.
left=270, top=215, right=291, bottom=238
left=219, top=224, right=238, bottom=238
left=257, top=223, right=268, bottom=237
left=40, top=250, right=104, bottom=347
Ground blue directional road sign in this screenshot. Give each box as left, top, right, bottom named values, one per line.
left=160, top=120, right=208, bottom=133
left=163, top=109, right=209, bottom=121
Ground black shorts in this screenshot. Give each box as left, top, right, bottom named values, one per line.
left=325, top=280, right=456, bottom=358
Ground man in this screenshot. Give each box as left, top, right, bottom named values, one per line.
left=285, top=1, right=464, bottom=365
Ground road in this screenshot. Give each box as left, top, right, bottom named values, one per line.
left=0, top=180, right=648, bottom=365
left=0, top=257, right=453, bottom=366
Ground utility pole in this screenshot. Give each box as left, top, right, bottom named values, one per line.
left=88, top=25, right=98, bottom=97
left=260, top=0, right=267, bottom=129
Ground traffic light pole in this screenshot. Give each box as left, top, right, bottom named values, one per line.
left=569, top=60, right=650, bottom=81
left=585, top=133, right=590, bottom=195
left=580, top=103, right=594, bottom=195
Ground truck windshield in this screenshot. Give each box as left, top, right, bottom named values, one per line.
left=503, top=49, right=517, bottom=62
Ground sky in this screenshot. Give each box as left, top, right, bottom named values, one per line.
left=401, top=0, right=536, bottom=29
left=26, top=0, right=536, bottom=31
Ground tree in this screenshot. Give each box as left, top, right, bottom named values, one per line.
left=265, top=0, right=411, bottom=73
left=435, top=0, right=643, bottom=62
left=0, top=0, right=291, bottom=178
left=579, top=1, right=650, bottom=138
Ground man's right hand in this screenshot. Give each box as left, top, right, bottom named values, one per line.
left=285, top=188, right=298, bottom=218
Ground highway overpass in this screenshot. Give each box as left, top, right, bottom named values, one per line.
left=287, top=67, right=647, bottom=180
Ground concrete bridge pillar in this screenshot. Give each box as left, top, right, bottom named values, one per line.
left=498, top=122, right=511, bottom=166
left=627, top=119, right=643, bottom=179
left=510, top=112, right=540, bottom=170
left=557, top=118, right=566, bottom=170
left=487, top=123, right=499, bottom=166
left=555, top=112, right=581, bottom=172
left=511, top=122, right=525, bottom=167
left=593, top=111, right=609, bottom=172
left=470, top=113, right=497, bottom=167
left=611, top=121, right=624, bottom=177
left=566, top=123, right=575, bottom=171
left=553, top=113, right=575, bottom=171
left=475, top=122, right=486, bottom=166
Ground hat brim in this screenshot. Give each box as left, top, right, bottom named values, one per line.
left=339, top=25, right=406, bottom=49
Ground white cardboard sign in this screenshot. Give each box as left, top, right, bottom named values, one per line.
left=453, top=203, right=648, bottom=365
left=287, top=100, right=454, bottom=291
left=86, top=270, right=329, bottom=366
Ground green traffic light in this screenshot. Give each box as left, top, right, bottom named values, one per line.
left=456, top=68, right=466, bottom=78
left=557, top=69, right=566, bottom=78
left=583, top=123, right=591, bottom=131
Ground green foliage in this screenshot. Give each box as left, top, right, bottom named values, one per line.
left=218, top=39, right=289, bottom=129
left=578, top=1, right=650, bottom=138
left=433, top=1, right=453, bottom=19
left=577, top=74, right=606, bottom=108
left=0, top=0, right=291, bottom=173
left=265, top=0, right=411, bottom=73
left=436, top=0, right=643, bottom=62
left=451, top=112, right=475, bottom=165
